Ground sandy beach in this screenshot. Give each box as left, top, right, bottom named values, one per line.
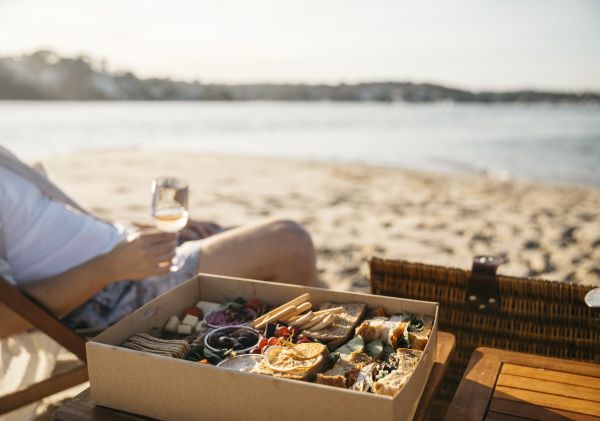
left=44, top=149, right=600, bottom=290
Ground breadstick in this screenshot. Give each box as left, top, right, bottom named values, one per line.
left=288, top=311, right=314, bottom=327
left=299, top=314, right=325, bottom=330
left=254, top=305, right=298, bottom=329
left=280, top=302, right=312, bottom=322
left=310, top=314, right=334, bottom=331
left=313, top=306, right=344, bottom=316
left=251, top=293, right=311, bottom=327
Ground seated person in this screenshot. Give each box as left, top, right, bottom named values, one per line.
left=0, top=145, right=317, bottom=338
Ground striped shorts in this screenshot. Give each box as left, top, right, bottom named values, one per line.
left=63, top=240, right=202, bottom=329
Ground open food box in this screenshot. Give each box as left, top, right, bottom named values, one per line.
left=87, top=274, right=439, bottom=421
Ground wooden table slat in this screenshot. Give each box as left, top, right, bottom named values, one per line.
left=497, top=372, right=600, bottom=403
left=446, top=348, right=600, bottom=421
left=490, top=397, right=600, bottom=421
left=445, top=349, right=503, bottom=421
left=494, top=385, right=600, bottom=417
left=501, top=363, right=600, bottom=390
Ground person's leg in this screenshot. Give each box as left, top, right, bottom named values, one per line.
left=196, top=218, right=318, bottom=287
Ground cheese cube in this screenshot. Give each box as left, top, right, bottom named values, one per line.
left=177, top=324, right=193, bottom=335
left=181, top=314, right=199, bottom=326
left=163, top=315, right=180, bottom=333
left=196, top=301, right=221, bottom=315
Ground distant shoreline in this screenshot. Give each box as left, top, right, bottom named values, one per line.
left=2, top=51, right=599, bottom=103
left=1, top=99, right=599, bottom=106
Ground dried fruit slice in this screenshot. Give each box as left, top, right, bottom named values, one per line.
left=264, top=346, right=323, bottom=372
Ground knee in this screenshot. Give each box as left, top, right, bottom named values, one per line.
left=267, top=219, right=317, bottom=285
left=268, top=219, right=316, bottom=260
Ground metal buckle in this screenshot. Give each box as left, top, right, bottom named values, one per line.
left=466, top=256, right=503, bottom=313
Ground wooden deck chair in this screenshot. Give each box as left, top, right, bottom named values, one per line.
left=0, top=275, right=89, bottom=415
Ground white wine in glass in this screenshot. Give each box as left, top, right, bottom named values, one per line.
left=151, top=177, right=189, bottom=271
left=153, top=207, right=189, bottom=233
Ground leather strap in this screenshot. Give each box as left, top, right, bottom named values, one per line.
left=465, top=256, right=503, bottom=313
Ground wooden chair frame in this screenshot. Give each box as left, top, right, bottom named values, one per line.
left=0, top=276, right=88, bottom=415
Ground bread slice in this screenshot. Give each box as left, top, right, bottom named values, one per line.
left=355, top=317, right=408, bottom=347
left=408, top=316, right=434, bottom=350
left=354, top=317, right=388, bottom=343
left=316, top=359, right=359, bottom=388
left=344, top=351, right=372, bottom=365
left=372, top=349, right=422, bottom=396
left=303, top=303, right=366, bottom=350
left=316, top=351, right=372, bottom=388
left=408, top=332, right=428, bottom=350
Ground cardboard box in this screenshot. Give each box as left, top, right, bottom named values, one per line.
left=87, top=274, right=439, bottom=421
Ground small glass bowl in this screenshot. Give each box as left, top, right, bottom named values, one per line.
left=204, top=326, right=261, bottom=355
left=217, top=354, right=264, bottom=372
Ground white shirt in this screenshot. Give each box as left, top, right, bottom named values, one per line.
left=0, top=166, right=125, bottom=284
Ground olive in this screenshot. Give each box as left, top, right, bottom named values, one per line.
left=218, top=336, right=235, bottom=348
left=237, top=337, right=251, bottom=347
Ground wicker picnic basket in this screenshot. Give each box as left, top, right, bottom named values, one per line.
left=369, top=256, right=600, bottom=400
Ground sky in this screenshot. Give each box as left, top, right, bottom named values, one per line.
left=0, top=0, right=599, bottom=91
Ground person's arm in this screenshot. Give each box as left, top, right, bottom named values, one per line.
left=0, top=229, right=176, bottom=339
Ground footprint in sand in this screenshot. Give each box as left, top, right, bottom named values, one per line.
left=470, top=233, right=493, bottom=244
left=523, top=240, right=540, bottom=249
left=351, top=277, right=371, bottom=292
left=339, top=266, right=360, bottom=276
left=577, top=212, right=596, bottom=223
left=264, top=196, right=282, bottom=208
left=391, top=205, right=404, bottom=216
left=560, top=226, right=577, bottom=247
left=113, top=186, right=131, bottom=194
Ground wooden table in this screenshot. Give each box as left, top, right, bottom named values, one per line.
left=446, top=347, right=600, bottom=420
left=53, top=331, right=455, bottom=421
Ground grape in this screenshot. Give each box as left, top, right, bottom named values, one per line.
left=258, top=338, right=268, bottom=351
left=274, top=326, right=290, bottom=338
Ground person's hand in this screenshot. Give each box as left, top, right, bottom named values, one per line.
left=179, top=220, right=222, bottom=242
left=104, top=230, right=177, bottom=280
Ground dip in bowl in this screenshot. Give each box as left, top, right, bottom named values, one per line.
left=204, top=307, right=256, bottom=328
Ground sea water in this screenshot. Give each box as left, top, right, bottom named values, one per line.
left=0, top=101, right=598, bottom=186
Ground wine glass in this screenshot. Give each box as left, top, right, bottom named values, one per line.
left=151, top=177, right=189, bottom=271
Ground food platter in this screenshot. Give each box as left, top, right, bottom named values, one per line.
left=120, top=291, right=435, bottom=396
